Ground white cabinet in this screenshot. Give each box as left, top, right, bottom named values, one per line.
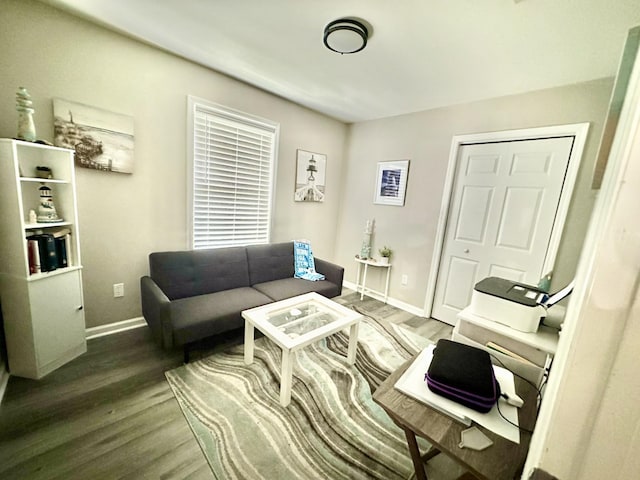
left=0, top=139, right=86, bottom=379
left=454, top=306, right=561, bottom=387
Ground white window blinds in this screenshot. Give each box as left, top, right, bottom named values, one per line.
left=189, top=98, right=278, bottom=249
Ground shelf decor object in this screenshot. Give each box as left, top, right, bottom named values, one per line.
left=37, top=184, right=63, bottom=223
left=378, top=245, right=392, bottom=265
left=16, top=87, right=36, bottom=142
left=0, top=138, right=87, bottom=379
left=374, top=160, right=410, bottom=206
left=359, top=218, right=375, bottom=260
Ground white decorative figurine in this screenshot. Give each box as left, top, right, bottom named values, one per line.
left=16, top=87, right=36, bottom=142
left=360, top=218, right=375, bottom=259
left=37, top=185, right=63, bottom=223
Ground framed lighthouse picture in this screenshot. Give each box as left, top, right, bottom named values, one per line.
left=294, top=149, right=326, bottom=202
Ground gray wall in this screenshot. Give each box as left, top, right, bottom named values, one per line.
left=0, top=0, right=614, bottom=331
left=335, top=79, right=613, bottom=311
left=0, top=0, right=348, bottom=328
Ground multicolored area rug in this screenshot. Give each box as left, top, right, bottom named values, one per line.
left=165, top=311, right=462, bottom=480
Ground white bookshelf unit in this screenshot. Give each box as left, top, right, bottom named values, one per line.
left=0, top=139, right=86, bottom=379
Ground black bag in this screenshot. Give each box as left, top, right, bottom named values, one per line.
left=425, top=339, right=500, bottom=413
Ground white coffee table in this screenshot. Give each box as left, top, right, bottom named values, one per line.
left=242, top=292, right=362, bottom=407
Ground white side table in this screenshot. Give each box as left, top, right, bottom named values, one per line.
left=354, top=257, right=392, bottom=303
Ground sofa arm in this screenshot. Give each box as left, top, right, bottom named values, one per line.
left=140, top=276, right=173, bottom=349
left=314, top=258, right=344, bottom=293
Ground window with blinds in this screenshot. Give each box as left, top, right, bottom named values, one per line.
left=188, top=98, right=279, bottom=249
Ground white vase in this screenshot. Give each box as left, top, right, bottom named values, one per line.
left=17, top=108, right=36, bottom=142
left=16, top=87, right=37, bottom=142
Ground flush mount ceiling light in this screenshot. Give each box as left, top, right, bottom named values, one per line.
left=323, top=18, right=369, bottom=54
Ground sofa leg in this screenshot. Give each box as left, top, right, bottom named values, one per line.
left=184, top=344, right=190, bottom=364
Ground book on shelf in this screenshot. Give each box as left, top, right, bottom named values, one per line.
left=27, top=239, right=41, bottom=274
left=26, top=231, right=74, bottom=274
left=52, top=228, right=73, bottom=267
left=50, top=227, right=71, bottom=239
left=65, top=234, right=73, bottom=267
left=55, top=236, right=68, bottom=268
left=35, top=234, right=57, bottom=272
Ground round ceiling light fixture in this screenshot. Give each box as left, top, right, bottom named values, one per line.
left=323, top=18, right=369, bottom=54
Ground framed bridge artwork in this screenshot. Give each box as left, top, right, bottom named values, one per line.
left=53, top=98, right=134, bottom=174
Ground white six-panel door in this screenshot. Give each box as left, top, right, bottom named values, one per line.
left=431, top=137, right=575, bottom=325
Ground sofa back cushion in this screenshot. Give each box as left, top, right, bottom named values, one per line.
left=149, top=247, right=250, bottom=300
left=246, top=242, right=294, bottom=285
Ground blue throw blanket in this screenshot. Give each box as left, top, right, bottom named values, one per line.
left=294, top=240, right=325, bottom=281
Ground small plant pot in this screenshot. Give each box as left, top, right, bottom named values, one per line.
left=379, top=257, right=389, bottom=265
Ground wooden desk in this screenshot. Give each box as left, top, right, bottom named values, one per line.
left=372, top=355, right=537, bottom=480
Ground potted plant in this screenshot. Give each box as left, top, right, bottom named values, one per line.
left=378, top=246, right=392, bottom=264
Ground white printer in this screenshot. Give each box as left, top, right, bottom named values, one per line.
left=469, top=277, right=573, bottom=333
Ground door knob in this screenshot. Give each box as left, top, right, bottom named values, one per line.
left=463, top=249, right=470, bottom=253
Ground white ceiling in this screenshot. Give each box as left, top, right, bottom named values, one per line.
left=41, top=0, right=640, bottom=123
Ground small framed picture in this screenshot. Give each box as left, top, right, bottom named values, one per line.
left=294, top=149, right=326, bottom=202
left=374, top=160, right=410, bottom=206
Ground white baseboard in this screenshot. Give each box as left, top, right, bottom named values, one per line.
left=84, top=281, right=424, bottom=342
left=387, top=296, right=425, bottom=317
left=343, top=281, right=425, bottom=317
left=3, top=288, right=423, bottom=405
left=85, top=317, right=146, bottom=340
left=83, top=284, right=427, bottom=342
left=0, top=361, right=9, bottom=406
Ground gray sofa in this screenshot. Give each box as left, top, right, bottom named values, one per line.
left=140, top=242, right=344, bottom=361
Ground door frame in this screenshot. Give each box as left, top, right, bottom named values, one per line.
left=423, top=123, right=590, bottom=320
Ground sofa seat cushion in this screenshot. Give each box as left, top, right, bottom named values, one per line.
left=170, top=287, right=272, bottom=346
left=253, top=277, right=341, bottom=302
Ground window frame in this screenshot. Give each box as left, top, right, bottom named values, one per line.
left=187, top=96, right=279, bottom=250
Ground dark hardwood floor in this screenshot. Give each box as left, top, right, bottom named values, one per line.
left=0, top=291, right=451, bottom=479
left=0, top=324, right=214, bottom=480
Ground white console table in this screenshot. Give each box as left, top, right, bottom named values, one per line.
left=354, top=257, right=392, bottom=303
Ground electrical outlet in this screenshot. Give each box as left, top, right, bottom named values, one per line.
left=113, top=283, right=124, bottom=298
left=401, top=274, right=408, bottom=286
